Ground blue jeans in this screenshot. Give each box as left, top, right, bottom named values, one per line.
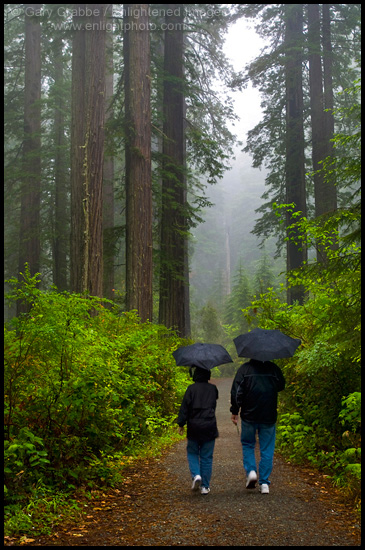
left=240, top=420, right=276, bottom=485
left=186, top=439, right=215, bottom=489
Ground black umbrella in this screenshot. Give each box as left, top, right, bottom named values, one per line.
left=233, top=328, right=301, bottom=362
left=173, top=343, right=233, bottom=371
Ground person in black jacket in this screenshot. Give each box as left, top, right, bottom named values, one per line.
left=230, top=359, right=285, bottom=494
left=176, top=366, right=219, bottom=494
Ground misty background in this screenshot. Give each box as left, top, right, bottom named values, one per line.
left=189, top=19, right=285, bottom=318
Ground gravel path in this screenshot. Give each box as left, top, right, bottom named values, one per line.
left=9, top=378, right=360, bottom=546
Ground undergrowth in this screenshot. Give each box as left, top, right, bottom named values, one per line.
left=4, top=267, right=190, bottom=536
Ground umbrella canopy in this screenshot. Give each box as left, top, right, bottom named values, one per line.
left=233, top=328, right=301, bottom=362
left=173, top=343, right=233, bottom=371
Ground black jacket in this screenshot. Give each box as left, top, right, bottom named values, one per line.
left=230, top=359, right=285, bottom=424
left=177, top=380, right=219, bottom=442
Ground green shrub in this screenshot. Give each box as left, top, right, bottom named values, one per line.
left=4, top=268, right=190, bottom=515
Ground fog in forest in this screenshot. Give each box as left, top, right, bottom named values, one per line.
left=189, top=19, right=285, bottom=314
left=189, top=152, right=283, bottom=308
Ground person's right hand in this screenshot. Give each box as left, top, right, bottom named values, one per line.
left=231, top=414, right=239, bottom=425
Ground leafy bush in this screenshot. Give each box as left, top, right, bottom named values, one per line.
left=4, top=267, right=190, bottom=515
left=337, top=392, right=361, bottom=484
left=339, top=392, right=361, bottom=433
left=4, top=427, right=50, bottom=495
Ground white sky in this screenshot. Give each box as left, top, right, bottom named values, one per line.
left=222, top=18, right=266, bottom=140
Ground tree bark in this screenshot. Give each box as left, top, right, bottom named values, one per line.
left=53, top=37, right=68, bottom=291
left=70, top=6, right=86, bottom=293
left=308, top=3, right=326, bottom=208
left=18, top=4, right=42, bottom=314
left=70, top=4, right=106, bottom=298
left=158, top=4, right=189, bottom=336
left=308, top=4, right=337, bottom=263
left=284, top=4, right=307, bottom=305
left=84, top=6, right=105, bottom=298
left=322, top=4, right=336, bottom=175
left=103, top=4, right=115, bottom=302
left=321, top=3, right=337, bottom=240
left=124, top=4, right=153, bottom=321
left=19, top=4, right=41, bottom=278
left=307, top=4, right=337, bottom=264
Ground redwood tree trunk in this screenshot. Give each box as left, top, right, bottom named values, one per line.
left=70, top=5, right=105, bottom=297
left=308, top=3, right=326, bottom=210
left=284, top=4, right=307, bottom=305
left=124, top=4, right=153, bottom=321
left=18, top=4, right=42, bottom=314
left=322, top=4, right=336, bottom=167
left=321, top=3, right=337, bottom=251
left=84, top=6, right=105, bottom=298
left=308, top=4, right=337, bottom=263
left=103, top=4, right=115, bottom=302
left=53, top=37, right=68, bottom=291
left=19, top=4, right=41, bottom=278
left=158, top=4, right=189, bottom=336
left=70, top=6, right=86, bottom=293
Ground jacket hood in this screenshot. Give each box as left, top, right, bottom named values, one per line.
left=192, top=366, right=211, bottom=382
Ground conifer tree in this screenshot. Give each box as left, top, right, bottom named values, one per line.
left=4, top=6, right=26, bottom=309
left=124, top=4, right=153, bottom=321
left=103, top=4, right=115, bottom=302
left=254, top=252, right=275, bottom=296
left=70, top=4, right=106, bottom=298
left=158, top=4, right=188, bottom=335
left=51, top=36, right=69, bottom=291
left=224, top=261, right=251, bottom=333
left=284, top=4, right=307, bottom=305
left=242, top=4, right=360, bottom=263
left=308, top=4, right=337, bottom=263
left=18, top=4, right=42, bottom=287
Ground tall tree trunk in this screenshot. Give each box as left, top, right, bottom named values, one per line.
left=158, top=4, right=189, bottom=336
left=223, top=221, right=231, bottom=296
left=70, top=6, right=86, bottom=293
left=308, top=4, right=337, bottom=263
left=70, top=5, right=106, bottom=297
left=53, top=37, right=68, bottom=291
left=103, top=4, right=115, bottom=302
left=18, top=4, right=41, bottom=314
left=85, top=6, right=106, bottom=298
left=308, top=3, right=326, bottom=206
left=124, top=4, right=153, bottom=321
left=284, top=4, right=307, bottom=305
left=322, top=4, right=335, bottom=166
left=321, top=4, right=338, bottom=252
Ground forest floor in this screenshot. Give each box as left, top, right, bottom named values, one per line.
left=5, top=378, right=361, bottom=547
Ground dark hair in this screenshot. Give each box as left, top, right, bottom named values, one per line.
left=192, top=366, right=211, bottom=381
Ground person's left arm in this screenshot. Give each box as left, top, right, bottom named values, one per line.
left=230, top=369, right=243, bottom=421
left=176, top=386, right=191, bottom=430
left=275, top=365, right=286, bottom=392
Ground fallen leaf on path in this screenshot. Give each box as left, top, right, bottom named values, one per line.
left=19, top=537, right=35, bottom=544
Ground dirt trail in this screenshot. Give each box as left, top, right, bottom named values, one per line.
left=8, top=378, right=360, bottom=546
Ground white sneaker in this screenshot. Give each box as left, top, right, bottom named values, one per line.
left=191, top=475, right=202, bottom=490
left=200, top=487, right=210, bottom=495
left=260, top=483, right=269, bottom=494
left=246, top=470, right=258, bottom=489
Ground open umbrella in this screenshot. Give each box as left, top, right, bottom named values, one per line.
left=233, top=328, right=301, bottom=362
left=173, top=343, right=233, bottom=371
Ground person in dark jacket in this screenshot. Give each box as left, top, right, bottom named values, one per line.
left=230, top=359, right=285, bottom=494
left=176, top=366, right=219, bottom=494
